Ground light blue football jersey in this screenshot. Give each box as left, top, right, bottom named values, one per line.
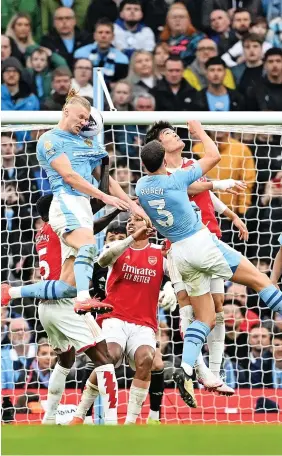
left=279, top=233, right=282, bottom=246
left=37, top=128, right=108, bottom=197
left=136, top=163, right=203, bottom=243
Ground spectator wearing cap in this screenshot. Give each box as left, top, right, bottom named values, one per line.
left=41, top=0, right=90, bottom=36
left=71, top=58, right=93, bottom=100
left=222, top=9, right=272, bottom=67
left=183, top=38, right=235, bottom=90
left=160, top=3, right=205, bottom=66
left=209, top=9, right=238, bottom=55
left=1, top=317, right=36, bottom=389
left=232, top=34, right=264, bottom=96
left=26, top=338, right=56, bottom=389
left=41, top=67, right=72, bottom=110
left=74, top=19, right=129, bottom=86
left=194, top=57, right=244, bottom=111
left=2, top=0, right=41, bottom=42
left=247, top=48, right=282, bottom=110
left=40, top=7, right=91, bottom=70
left=151, top=55, right=197, bottom=111
left=113, top=0, right=156, bottom=58
left=1, top=57, right=40, bottom=112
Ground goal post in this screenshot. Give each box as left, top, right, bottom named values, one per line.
left=1, top=111, right=282, bottom=425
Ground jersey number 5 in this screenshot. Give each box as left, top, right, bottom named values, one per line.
left=148, top=199, right=174, bottom=227
left=38, top=248, right=50, bottom=280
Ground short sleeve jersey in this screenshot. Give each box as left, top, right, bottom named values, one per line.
left=35, top=223, right=61, bottom=280
left=37, top=128, right=108, bottom=197
left=136, top=163, right=203, bottom=243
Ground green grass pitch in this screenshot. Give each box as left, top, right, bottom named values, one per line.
left=2, top=424, right=282, bottom=456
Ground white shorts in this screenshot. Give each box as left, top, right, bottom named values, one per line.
left=102, top=318, right=156, bottom=370
left=171, top=228, right=241, bottom=297
left=49, top=193, right=94, bottom=264
left=38, top=300, right=104, bottom=354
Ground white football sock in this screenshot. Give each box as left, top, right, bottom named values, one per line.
left=42, top=363, right=70, bottom=424
left=76, top=290, right=91, bottom=301
left=75, top=380, right=99, bottom=420
left=207, top=311, right=225, bottom=378
left=125, top=385, right=149, bottom=424
left=148, top=409, right=159, bottom=420
left=9, top=287, right=22, bottom=299
left=179, top=305, right=193, bottom=338
left=95, top=364, right=118, bottom=425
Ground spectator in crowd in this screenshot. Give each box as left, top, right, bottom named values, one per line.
left=183, top=38, right=235, bottom=90
left=247, top=47, right=282, bottom=111
left=274, top=314, right=282, bottom=333
left=246, top=171, right=282, bottom=260
left=153, top=42, right=170, bottom=80
left=267, top=17, right=282, bottom=49
left=209, top=9, right=238, bottom=55
left=1, top=306, right=11, bottom=346
left=222, top=9, right=272, bottom=67
left=41, top=0, right=90, bottom=36
left=1, top=0, right=41, bottom=42
left=232, top=33, right=264, bottom=96
left=160, top=2, right=205, bottom=66
left=1, top=57, right=40, bottom=112
left=84, top=0, right=118, bottom=34
left=194, top=57, right=244, bottom=110
left=74, top=19, right=129, bottom=86
left=110, top=159, right=136, bottom=196
left=26, top=48, right=53, bottom=102
left=272, top=332, right=282, bottom=388
left=71, top=58, right=93, bottom=100
left=41, top=7, right=91, bottom=70
left=227, top=0, right=264, bottom=18
left=111, top=80, right=133, bottom=111
left=127, top=50, right=157, bottom=97
left=262, top=0, right=282, bottom=22
left=225, top=282, right=260, bottom=331
left=26, top=338, right=56, bottom=389
left=41, top=67, right=72, bottom=111
left=1, top=317, right=36, bottom=389
left=240, top=324, right=273, bottom=388
left=2, top=35, right=12, bottom=61
left=141, top=0, right=168, bottom=39
left=151, top=55, right=197, bottom=111
left=224, top=304, right=248, bottom=367
left=193, top=129, right=256, bottom=216
left=5, top=13, right=37, bottom=63
left=250, top=15, right=269, bottom=41
left=113, top=0, right=156, bottom=58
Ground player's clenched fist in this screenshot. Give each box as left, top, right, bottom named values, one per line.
left=187, top=120, right=206, bottom=139
left=131, top=225, right=155, bottom=241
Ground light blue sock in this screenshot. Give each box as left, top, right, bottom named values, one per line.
left=182, top=320, right=211, bottom=373
left=20, top=280, right=77, bottom=299
left=74, top=244, right=97, bottom=294
left=259, top=285, right=282, bottom=315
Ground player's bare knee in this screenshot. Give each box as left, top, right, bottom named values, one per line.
left=135, top=349, right=154, bottom=376
left=86, top=341, right=113, bottom=367
left=176, top=290, right=190, bottom=308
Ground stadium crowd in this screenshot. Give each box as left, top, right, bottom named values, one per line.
left=1, top=0, right=282, bottom=406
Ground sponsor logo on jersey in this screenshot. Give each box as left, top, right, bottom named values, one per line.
left=84, top=139, right=93, bottom=147
left=122, top=263, right=157, bottom=277
left=148, top=256, right=157, bottom=266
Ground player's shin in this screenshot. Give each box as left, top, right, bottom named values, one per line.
left=125, top=379, right=150, bottom=424
left=8, top=281, right=77, bottom=300
left=181, top=320, right=211, bottom=376
left=206, top=311, right=225, bottom=378
left=149, top=369, right=164, bottom=421
left=73, top=379, right=99, bottom=422
left=74, top=244, right=97, bottom=301
left=94, top=364, right=118, bottom=425
left=258, top=285, right=282, bottom=315
left=81, top=364, right=95, bottom=423
left=42, top=363, right=71, bottom=424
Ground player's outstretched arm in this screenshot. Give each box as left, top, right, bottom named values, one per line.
left=188, top=120, right=220, bottom=175
left=50, top=154, right=129, bottom=211
left=93, top=209, right=121, bottom=235
left=271, top=246, right=282, bottom=286
left=188, top=178, right=246, bottom=196
left=98, top=225, right=154, bottom=267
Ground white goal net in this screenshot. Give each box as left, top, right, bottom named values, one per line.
left=1, top=116, right=282, bottom=425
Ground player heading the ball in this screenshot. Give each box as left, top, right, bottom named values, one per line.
left=36, top=89, right=148, bottom=313
left=136, top=121, right=282, bottom=408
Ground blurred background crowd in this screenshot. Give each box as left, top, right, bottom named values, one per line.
left=1, top=0, right=282, bottom=395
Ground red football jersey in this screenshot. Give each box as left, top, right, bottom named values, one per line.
left=100, top=243, right=164, bottom=332
left=166, top=158, right=221, bottom=238
left=35, top=222, right=61, bottom=280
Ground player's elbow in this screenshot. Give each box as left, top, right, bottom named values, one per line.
left=63, top=172, right=77, bottom=185
left=97, top=253, right=110, bottom=268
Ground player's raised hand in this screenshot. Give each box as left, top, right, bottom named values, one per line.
left=132, top=225, right=155, bottom=241
left=226, top=180, right=247, bottom=195
left=130, top=200, right=153, bottom=228
left=213, top=179, right=247, bottom=195
left=232, top=215, right=249, bottom=241
left=187, top=120, right=205, bottom=139
left=102, top=195, right=130, bottom=211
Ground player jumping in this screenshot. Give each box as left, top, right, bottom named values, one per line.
left=145, top=121, right=249, bottom=395
left=70, top=215, right=173, bottom=424
left=136, top=121, right=282, bottom=408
